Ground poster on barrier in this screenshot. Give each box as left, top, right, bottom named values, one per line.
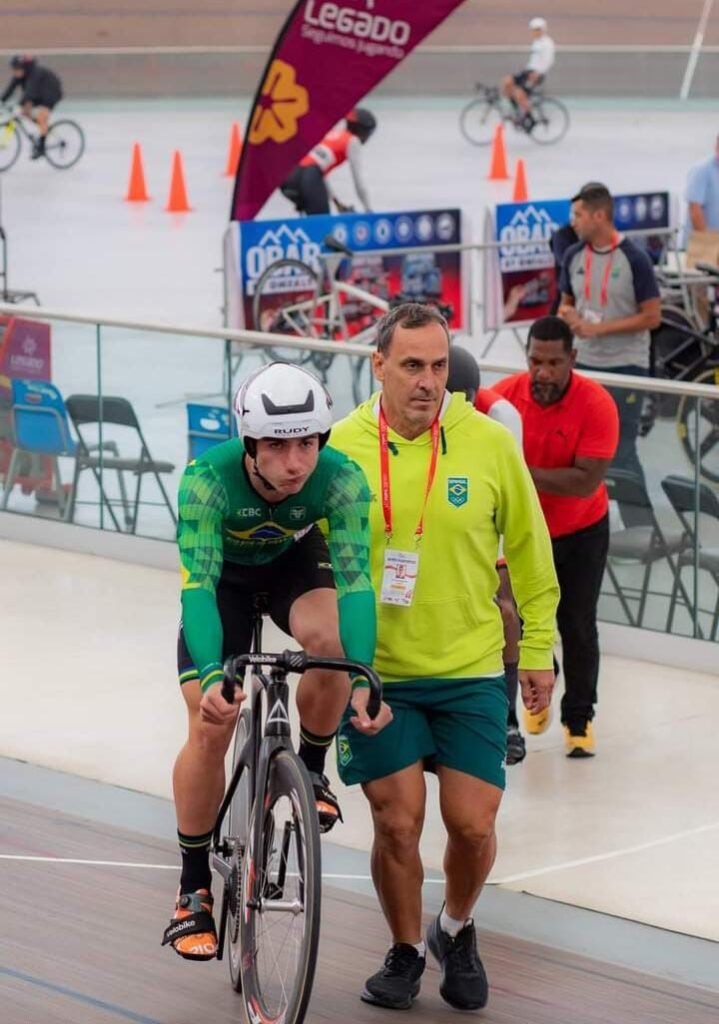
left=491, top=190, right=673, bottom=326
left=225, top=207, right=466, bottom=333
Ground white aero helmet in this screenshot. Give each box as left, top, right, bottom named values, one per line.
left=529, top=16, right=547, bottom=29
left=234, top=361, right=333, bottom=453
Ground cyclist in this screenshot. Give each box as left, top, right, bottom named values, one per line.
left=446, top=344, right=527, bottom=765
left=164, top=362, right=391, bottom=961
left=280, top=107, right=376, bottom=216
left=1, top=55, right=63, bottom=159
left=500, top=17, right=555, bottom=132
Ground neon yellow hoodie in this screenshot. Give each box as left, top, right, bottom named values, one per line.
left=330, top=392, right=559, bottom=682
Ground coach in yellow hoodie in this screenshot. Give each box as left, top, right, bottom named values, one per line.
left=331, top=303, right=559, bottom=1013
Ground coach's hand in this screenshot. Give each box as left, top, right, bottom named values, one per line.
left=519, top=669, right=555, bottom=714
left=200, top=682, right=245, bottom=726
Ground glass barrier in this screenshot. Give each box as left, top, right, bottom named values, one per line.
left=1, top=309, right=717, bottom=643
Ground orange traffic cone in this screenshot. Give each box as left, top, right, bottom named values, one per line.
left=512, top=157, right=529, bottom=201
left=125, top=142, right=150, bottom=202
left=487, top=124, right=510, bottom=181
left=223, top=122, right=243, bottom=177
left=165, top=150, right=192, bottom=212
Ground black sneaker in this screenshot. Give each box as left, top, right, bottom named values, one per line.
left=361, top=943, right=425, bottom=1009
left=426, top=914, right=488, bottom=1010
left=307, top=771, right=343, bottom=833
left=506, top=724, right=527, bottom=766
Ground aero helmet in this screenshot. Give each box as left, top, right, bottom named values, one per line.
left=234, top=362, right=333, bottom=455
left=446, top=344, right=480, bottom=403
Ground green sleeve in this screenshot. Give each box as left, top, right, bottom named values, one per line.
left=177, top=461, right=230, bottom=692
left=324, top=459, right=377, bottom=667
left=495, top=436, right=560, bottom=670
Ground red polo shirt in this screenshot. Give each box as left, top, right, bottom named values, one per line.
left=492, top=371, right=619, bottom=538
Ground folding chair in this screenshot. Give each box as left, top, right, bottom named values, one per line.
left=661, top=474, right=719, bottom=640
left=186, top=403, right=231, bottom=461
left=603, top=468, right=694, bottom=630
left=66, top=395, right=177, bottom=535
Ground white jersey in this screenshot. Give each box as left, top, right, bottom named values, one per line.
left=526, top=34, right=555, bottom=76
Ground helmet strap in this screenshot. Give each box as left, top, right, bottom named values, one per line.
left=252, top=456, right=277, bottom=493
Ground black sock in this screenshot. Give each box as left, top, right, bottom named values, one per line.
left=178, top=829, right=213, bottom=894
left=298, top=726, right=335, bottom=776
left=505, top=661, right=519, bottom=727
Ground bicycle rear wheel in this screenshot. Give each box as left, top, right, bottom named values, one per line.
left=239, top=748, right=321, bottom=1024
left=226, top=707, right=253, bottom=993
left=676, top=366, right=719, bottom=483
left=0, top=120, right=21, bottom=171
left=459, top=97, right=503, bottom=146
left=252, top=258, right=322, bottom=365
left=530, top=97, right=570, bottom=145
left=44, top=119, right=85, bottom=168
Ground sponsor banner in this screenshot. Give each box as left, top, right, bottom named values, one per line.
left=230, top=0, right=467, bottom=220
left=226, top=207, right=465, bottom=332
left=493, top=192, right=674, bottom=325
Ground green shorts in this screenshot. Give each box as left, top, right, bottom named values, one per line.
left=336, top=676, right=508, bottom=790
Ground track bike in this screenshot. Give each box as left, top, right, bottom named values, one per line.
left=460, top=82, right=570, bottom=147
left=211, top=600, right=382, bottom=1024
left=0, top=106, right=85, bottom=171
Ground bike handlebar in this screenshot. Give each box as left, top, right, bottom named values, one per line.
left=221, top=649, right=383, bottom=719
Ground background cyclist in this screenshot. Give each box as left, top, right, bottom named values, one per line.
left=280, top=107, right=376, bottom=215
left=1, top=55, right=63, bottom=159
left=500, top=17, right=555, bottom=131
left=164, top=362, right=391, bottom=962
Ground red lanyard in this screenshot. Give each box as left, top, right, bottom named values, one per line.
left=379, top=404, right=440, bottom=542
left=584, top=232, right=620, bottom=307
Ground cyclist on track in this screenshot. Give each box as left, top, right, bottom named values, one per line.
left=280, top=107, right=377, bottom=216
left=164, top=362, right=391, bottom=962
left=1, top=55, right=63, bottom=160
left=446, top=344, right=527, bottom=766
left=500, top=17, right=555, bottom=131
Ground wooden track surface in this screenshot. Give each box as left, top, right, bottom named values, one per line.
left=2, top=795, right=718, bottom=1024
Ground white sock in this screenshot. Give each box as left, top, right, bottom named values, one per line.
left=412, top=941, right=425, bottom=958
left=440, top=908, right=468, bottom=938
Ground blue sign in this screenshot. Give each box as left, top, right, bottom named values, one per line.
left=495, top=200, right=570, bottom=273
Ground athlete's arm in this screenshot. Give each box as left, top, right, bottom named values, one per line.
left=177, top=461, right=230, bottom=694
left=494, top=432, right=559, bottom=670
left=346, top=136, right=371, bottom=212
left=1, top=79, right=18, bottom=104
left=323, top=457, right=377, bottom=666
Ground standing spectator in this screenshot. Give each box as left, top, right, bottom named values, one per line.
left=331, top=303, right=558, bottom=1011
left=494, top=316, right=619, bottom=757
left=1, top=55, right=63, bottom=159
left=446, top=344, right=527, bottom=765
left=558, top=182, right=660, bottom=526
left=685, top=135, right=719, bottom=237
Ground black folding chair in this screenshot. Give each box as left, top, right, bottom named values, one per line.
left=661, top=474, right=719, bottom=640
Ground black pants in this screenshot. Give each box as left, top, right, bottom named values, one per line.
left=577, top=362, right=651, bottom=528
left=280, top=164, right=329, bottom=215
left=552, top=514, right=609, bottom=728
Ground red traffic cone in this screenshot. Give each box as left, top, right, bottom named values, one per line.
left=125, top=142, right=150, bottom=202
left=512, top=157, right=529, bottom=202
left=487, top=124, right=510, bottom=181
left=223, top=122, right=243, bottom=177
left=165, top=150, right=192, bottom=212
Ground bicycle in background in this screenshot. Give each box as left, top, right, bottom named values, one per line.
left=211, top=599, right=383, bottom=1024
left=0, top=106, right=85, bottom=170
left=460, top=83, right=570, bottom=146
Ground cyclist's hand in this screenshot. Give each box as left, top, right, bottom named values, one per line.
left=519, top=669, right=555, bottom=714
left=349, top=685, right=393, bottom=735
left=200, top=682, right=245, bottom=726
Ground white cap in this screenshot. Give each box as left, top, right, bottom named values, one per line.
left=529, top=17, right=547, bottom=29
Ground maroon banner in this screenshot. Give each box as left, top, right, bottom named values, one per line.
left=231, top=0, right=467, bottom=221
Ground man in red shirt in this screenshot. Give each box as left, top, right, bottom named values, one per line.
left=493, top=316, right=619, bottom=756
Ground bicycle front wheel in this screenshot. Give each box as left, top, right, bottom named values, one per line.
left=252, top=259, right=321, bottom=365
left=0, top=120, right=21, bottom=172
left=530, top=97, right=570, bottom=145
left=459, top=97, right=503, bottom=146
left=226, top=707, right=253, bottom=993
left=44, top=119, right=85, bottom=168
left=239, top=748, right=321, bottom=1024
left=676, top=366, right=719, bottom=483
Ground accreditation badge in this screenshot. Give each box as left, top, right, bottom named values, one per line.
left=380, top=548, right=419, bottom=607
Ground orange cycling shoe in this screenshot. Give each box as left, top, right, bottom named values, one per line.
left=161, top=888, right=217, bottom=961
